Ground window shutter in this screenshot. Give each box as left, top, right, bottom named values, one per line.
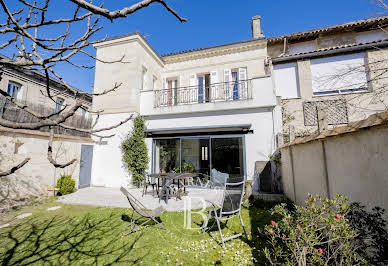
left=16, top=86, right=24, bottom=101
left=189, top=74, right=196, bottom=87
left=239, top=68, right=248, bottom=99
left=210, top=71, right=218, bottom=100
left=224, top=69, right=231, bottom=100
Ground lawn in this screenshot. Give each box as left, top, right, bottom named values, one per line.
left=0, top=200, right=272, bottom=265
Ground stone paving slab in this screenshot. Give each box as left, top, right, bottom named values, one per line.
left=47, top=206, right=62, bottom=211
left=57, top=187, right=223, bottom=212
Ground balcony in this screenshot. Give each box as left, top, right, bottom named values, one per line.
left=154, top=80, right=252, bottom=108
left=140, top=77, right=276, bottom=116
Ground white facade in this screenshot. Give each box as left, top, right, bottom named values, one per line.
left=90, top=33, right=281, bottom=189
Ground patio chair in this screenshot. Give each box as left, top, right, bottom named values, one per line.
left=142, top=174, right=158, bottom=197
left=120, top=187, right=166, bottom=234
left=201, top=178, right=248, bottom=248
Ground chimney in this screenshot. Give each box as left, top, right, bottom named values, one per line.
left=251, top=15, right=264, bottom=39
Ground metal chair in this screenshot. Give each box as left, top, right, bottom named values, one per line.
left=142, top=174, right=157, bottom=197
left=120, top=187, right=166, bottom=234
left=202, top=177, right=248, bottom=248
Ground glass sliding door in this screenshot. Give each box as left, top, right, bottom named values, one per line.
left=154, top=139, right=180, bottom=173
left=181, top=138, right=210, bottom=175
left=211, top=137, right=244, bottom=178
left=153, top=136, right=245, bottom=178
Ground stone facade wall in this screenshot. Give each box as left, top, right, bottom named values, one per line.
left=279, top=47, right=388, bottom=138
left=0, top=129, right=92, bottom=210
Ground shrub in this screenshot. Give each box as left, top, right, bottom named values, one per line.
left=121, top=116, right=149, bottom=187
left=262, top=194, right=366, bottom=266
left=56, top=175, right=75, bottom=195
left=348, top=202, right=388, bottom=265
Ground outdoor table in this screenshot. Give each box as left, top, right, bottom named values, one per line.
left=148, top=173, right=197, bottom=203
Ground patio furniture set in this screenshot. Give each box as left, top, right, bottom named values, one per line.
left=120, top=175, right=248, bottom=248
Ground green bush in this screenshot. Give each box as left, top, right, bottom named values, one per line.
left=56, top=175, right=75, bottom=195
left=121, top=116, right=149, bottom=187
left=262, top=194, right=366, bottom=266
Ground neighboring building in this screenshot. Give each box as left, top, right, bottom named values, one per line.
left=0, top=54, right=92, bottom=119
left=90, top=15, right=388, bottom=191
left=268, top=16, right=388, bottom=138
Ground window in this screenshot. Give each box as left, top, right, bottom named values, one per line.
left=153, top=75, right=157, bottom=90
left=311, top=53, right=368, bottom=95
left=141, top=67, right=147, bottom=90
left=55, top=97, right=65, bottom=111
left=81, top=106, right=88, bottom=119
left=273, top=63, right=300, bottom=99
left=166, top=78, right=178, bottom=106
left=7, top=82, right=21, bottom=99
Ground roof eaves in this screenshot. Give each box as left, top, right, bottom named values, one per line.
left=268, top=15, right=388, bottom=43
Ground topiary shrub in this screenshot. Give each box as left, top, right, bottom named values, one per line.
left=56, top=175, right=75, bottom=195
left=262, top=194, right=366, bottom=266
left=121, top=115, right=149, bottom=187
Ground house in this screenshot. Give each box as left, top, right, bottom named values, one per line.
left=0, top=54, right=92, bottom=119
left=90, top=15, right=388, bottom=191
left=268, top=16, right=388, bottom=138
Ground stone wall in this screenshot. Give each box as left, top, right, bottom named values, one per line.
left=280, top=113, right=388, bottom=219
left=0, top=128, right=93, bottom=211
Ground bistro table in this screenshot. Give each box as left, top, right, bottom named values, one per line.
left=148, top=173, right=197, bottom=203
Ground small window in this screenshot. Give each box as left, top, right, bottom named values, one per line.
left=7, top=82, right=21, bottom=98
left=141, top=67, right=147, bottom=90
left=81, top=106, right=88, bottom=119
left=153, top=75, right=157, bottom=90
left=56, top=97, right=65, bottom=111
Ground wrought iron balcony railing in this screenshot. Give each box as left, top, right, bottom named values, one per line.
left=154, top=80, right=253, bottom=108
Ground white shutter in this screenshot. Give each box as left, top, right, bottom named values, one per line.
left=210, top=71, right=218, bottom=100
left=239, top=68, right=248, bottom=99
left=16, top=85, right=24, bottom=101
left=223, top=69, right=231, bottom=100
left=189, top=74, right=197, bottom=103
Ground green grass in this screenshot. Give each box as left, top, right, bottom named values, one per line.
left=0, top=200, right=273, bottom=265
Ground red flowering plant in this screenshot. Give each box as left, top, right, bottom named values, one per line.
left=262, top=194, right=367, bottom=266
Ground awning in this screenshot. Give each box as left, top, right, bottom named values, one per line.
left=145, top=124, right=252, bottom=137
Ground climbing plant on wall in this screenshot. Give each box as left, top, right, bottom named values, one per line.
left=121, top=116, right=149, bottom=187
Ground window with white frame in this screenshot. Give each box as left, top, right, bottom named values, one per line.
left=153, top=75, right=157, bottom=90
left=7, top=81, right=21, bottom=99
left=141, top=67, right=147, bottom=90
left=55, top=97, right=65, bottom=111
left=310, top=53, right=368, bottom=95
left=81, top=106, right=88, bottom=119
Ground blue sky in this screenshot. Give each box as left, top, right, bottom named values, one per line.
left=2, top=0, right=386, bottom=92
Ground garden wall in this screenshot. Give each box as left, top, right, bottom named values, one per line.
left=0, top=127, right=93, bottom=211
left=280, top=112, right=388, bottom=218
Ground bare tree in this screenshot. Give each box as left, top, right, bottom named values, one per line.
left=0, top=0, right=186, bottom=176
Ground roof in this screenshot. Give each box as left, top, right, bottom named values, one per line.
left=161, top=38, right=265, bottom=57
left=280, top=111, right=388, bottom=148
left=267, top=15, right=388, bottom=44
left=0, top=54, right=92, bottom=103
left=272, top=39, right=388, bottom=63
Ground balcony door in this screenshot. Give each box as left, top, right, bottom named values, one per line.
left=197, top=74, right=210, bottom=103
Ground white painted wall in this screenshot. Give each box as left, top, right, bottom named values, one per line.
left=90, top=113, right=135, bottom=188
left=145, top=108, right=277, bottom=184
left=288, top=40, right=315, bottom=55
left=355, top=29, right=387, bottom=44
left=273, top=63, right=300, bottom=99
